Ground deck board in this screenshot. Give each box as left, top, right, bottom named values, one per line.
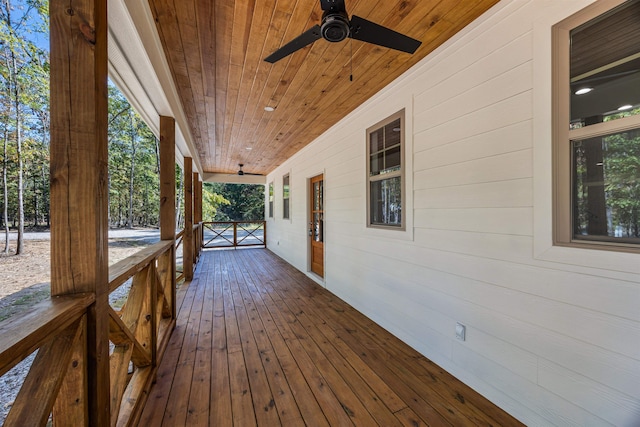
left=140, top=249, right=524, bottom=426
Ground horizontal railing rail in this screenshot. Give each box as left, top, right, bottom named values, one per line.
left=202, top=221, right=266, bottom=249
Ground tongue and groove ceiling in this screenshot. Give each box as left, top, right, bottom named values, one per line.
left=147, top=0, right=500, bottom=176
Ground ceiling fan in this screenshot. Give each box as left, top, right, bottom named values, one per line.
left=237, top=164, right=262, bottom=176
left=264, top=0, right=422, bottom=64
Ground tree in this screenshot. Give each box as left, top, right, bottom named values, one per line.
left=0, top=0, right=48, bottom=254
left=208, top=183, right=265, bottom=221
left=107, top=83, right=160, bottom=228
left=202, top=183, right=229, bottom=220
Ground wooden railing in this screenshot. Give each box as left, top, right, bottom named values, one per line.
left=107, top=239, right=176, bottom=425
left=174, top=223, right=203, bottom=283
left=194, top=222, right=203, bottom=261
left=0, top=293, right=94, bottom=425
left=202, top=221, right=267, bottom=248
left=0, top=239, right=177, bottom=426
left=175, top=228, right=185, bottom=283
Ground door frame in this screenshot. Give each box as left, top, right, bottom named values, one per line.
left=307, top=172, right=325, bottom=282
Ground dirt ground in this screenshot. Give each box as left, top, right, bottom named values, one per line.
left=0, top=239, right=150, bottom=321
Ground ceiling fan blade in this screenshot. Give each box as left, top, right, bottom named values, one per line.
left=320, top=0, right=346, bottom=13
left=264, top=25, right=322, bottom=63
left=349, top=15, right=421, bottom=54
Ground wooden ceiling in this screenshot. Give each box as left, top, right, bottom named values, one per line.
left=148, top=0, right=500, bottom=176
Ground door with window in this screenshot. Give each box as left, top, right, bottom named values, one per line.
left=309, top=174, right=324, bottom=277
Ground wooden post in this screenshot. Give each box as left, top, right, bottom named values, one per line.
left=193, top=173, right=202, bottom=260
left=159, top=116, right=176, bottom=241
left=50, top=0, right=110, bottom=425
left=159, top=116, right=176, bottom=319
left=183, top=158, right=194, bottom=280
left=194, top=173, right=202, bottom=224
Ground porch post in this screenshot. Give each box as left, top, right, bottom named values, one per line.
left=159, top=116, right=176, bottom=241
left=184, top=157, right=194, bottom=280
left=194, top=173, right=202, bottom=224
left=193, top=173, right=202, bottom=260
left=50, top=0, right=110, bottom=425
left=159, top=116, right=176, bottom=319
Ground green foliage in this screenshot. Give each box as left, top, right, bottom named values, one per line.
left=108, top=83, right=160, bottom=228
left=0, top=0, right=49, bottom=236
left=208, top=183, right=265, bottom=221
left=202, top=183, right=230, bottom=220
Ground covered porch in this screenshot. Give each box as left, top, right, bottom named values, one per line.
left=139, top=248, right=522, bottom=426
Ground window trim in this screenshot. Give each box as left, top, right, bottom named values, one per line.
left=366, top=109, right=405, bottom=231
left=283, top=173, right=290, bottom=220
left=552, top=0, right=640, bottom=254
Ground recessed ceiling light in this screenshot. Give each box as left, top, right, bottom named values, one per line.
left=618, top=104, right=633, bottom=111
left=264, top=106, right=275, bottom=112
left=245, top=147, right=252, bottom=150
left=575, top=87, right=593, bottom=95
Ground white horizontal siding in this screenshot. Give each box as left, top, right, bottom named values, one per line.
left=266, top=0, right=640, bottom=425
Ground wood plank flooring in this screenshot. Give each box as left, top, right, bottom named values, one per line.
left=139, top=249, right=524, bottom=426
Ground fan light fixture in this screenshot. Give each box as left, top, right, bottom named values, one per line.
left=264, top=0, right=421, bottom=64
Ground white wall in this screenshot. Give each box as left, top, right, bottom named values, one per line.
left=265, top=1, right=640, bottom=425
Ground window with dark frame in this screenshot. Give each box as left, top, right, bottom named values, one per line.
left=268, top=182, right=274, bottom=218
left=367, top=110, right=404, bottom=229
left=283, top=174, right=290, bottom=220
left=553, top=0, right=640, bottom=251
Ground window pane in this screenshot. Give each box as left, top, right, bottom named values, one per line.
left=370, top=177, right=402, bottom=227
left=370, top=152, right=384, bottom=176
left=370, top=128, right=384, bottom=153
left=283, top=199, right=289, bottom=219
left=268, top=183, right=274, bottom=218
left=569, top=1, right=640, bottom=129
left=385, top=146, right=401, bottom=172
left=572, top=128, right=640, bottom=242
left=385, top=119, right=401, bottom=148
left=283, top=175, right=290, bottom=199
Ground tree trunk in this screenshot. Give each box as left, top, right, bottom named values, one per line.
left=2, top=126, right=9, bottom=254
left=5, top=0, right=24, bottom=254
left=127, top=112, right=136, bottom=229
left=13, top=53, right=24, bottom=254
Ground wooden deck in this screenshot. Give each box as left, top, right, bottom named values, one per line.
left=139, top=249, right=523, bottom=426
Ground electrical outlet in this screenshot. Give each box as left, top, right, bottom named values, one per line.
left=455, top=322, right=466, bottom=341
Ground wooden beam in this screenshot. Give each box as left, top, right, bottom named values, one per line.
left=159, top=116, right=176, bottom=241
left=184, top=157, right=194, bottom=280
left=50, top=0, right=110, bottom=424
left=193, top=173, right=202, bottom=224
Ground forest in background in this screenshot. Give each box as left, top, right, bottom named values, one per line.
left=0, top=0, right=264, bottom=255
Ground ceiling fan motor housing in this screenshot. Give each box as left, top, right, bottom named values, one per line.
left=321, top=11, right=350, bottom=42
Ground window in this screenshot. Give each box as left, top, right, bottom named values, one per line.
left=268, top=182, right=274, bottom=218
left=553, top=0, right=640, bottom=251
left=283, top=174, right=290, bottom=219
left=367, top=110, right=404, bottom=229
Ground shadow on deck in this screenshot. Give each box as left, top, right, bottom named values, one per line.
left=140, top=248, right=522, bottom=426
